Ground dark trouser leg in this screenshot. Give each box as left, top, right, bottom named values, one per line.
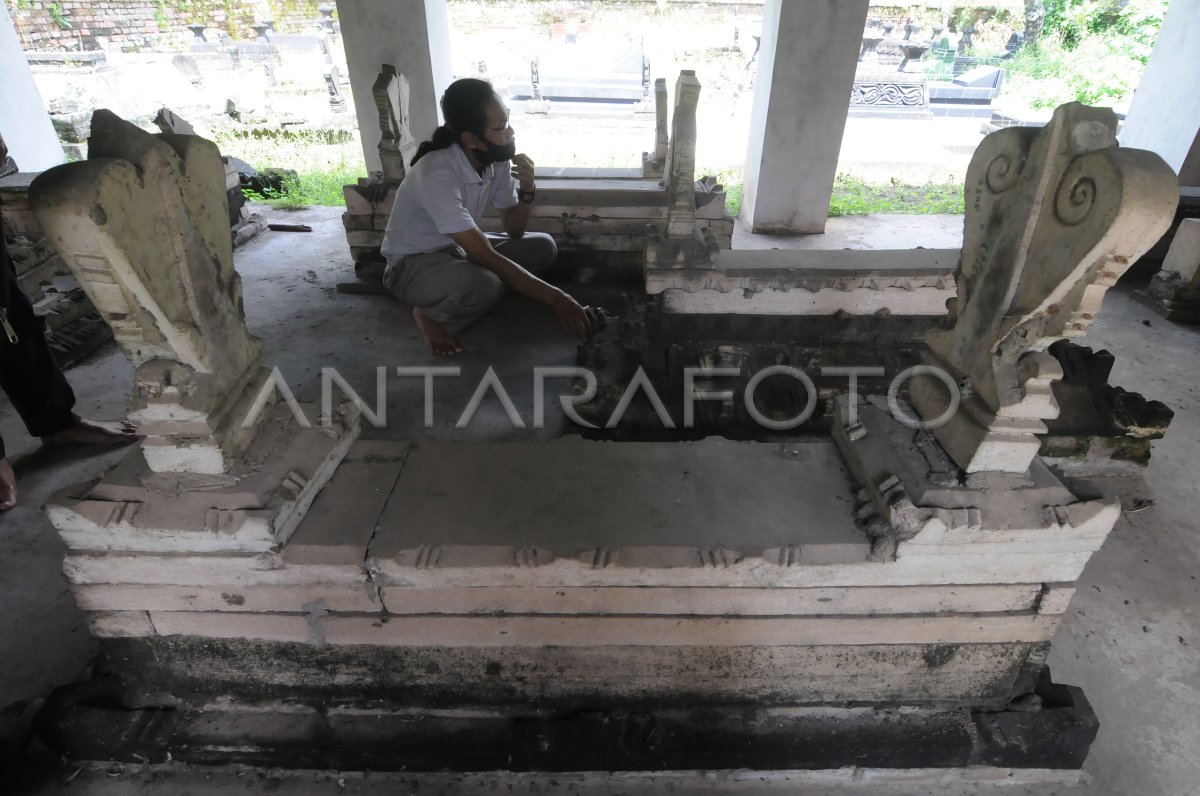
left=488, top=232, right=558, bottom=274
left=0, top=221, right=78, bottom=459
left=384, top=248, right=506, bottom=338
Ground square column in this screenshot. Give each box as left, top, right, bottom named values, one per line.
left=1180, top=128, right=1200, bottom=186
left=740, top=0, right=868, bottom=234
left=0, top=3, right=64, bottom=170
left=1119, top=0, right=1200, bottom=183
left=336, top=0, right=452, bottom=175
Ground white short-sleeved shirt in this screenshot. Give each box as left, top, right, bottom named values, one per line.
left=380, top=144, right=518, bottom=259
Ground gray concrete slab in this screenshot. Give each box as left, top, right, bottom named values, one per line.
left=368, top=438, right=862, bottom=556
left=733, top=213, right=964, bottom=252
left=282, top=440, right=411, bottom=566
left=711, top=247, right=959, bottom=275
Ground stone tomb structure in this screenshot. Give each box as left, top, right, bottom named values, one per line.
left=341, top=68, right=733, bottom=284
left=910, top=104, right=1177, bottom=474
left=29, top=109, right=359, bottom=559
left=25, top=103, right=1179, bottom=774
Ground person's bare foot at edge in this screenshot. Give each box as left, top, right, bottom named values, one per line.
left=414, top=307, right=463, bottom=356
left=41, top=418, right=139, bottom=447
left=0, top=458, right=15, bottom=511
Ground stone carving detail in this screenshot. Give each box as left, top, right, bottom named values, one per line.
left=373, top=64, right=415, bottom=184
left=643, top=71, right=720, bottom=273
left=325, top=65, right=347, bottom=113
left=642, top=78, right=669, bottom=178
left=664, top=70, right=700, bottom=238
left=1039, top=339, right=1173, bottom=472
left=850, top=81, right=926, bottom=108
left=911, top=103, right=1178, bottom=473
left=30, top=110, right=269, bottom=474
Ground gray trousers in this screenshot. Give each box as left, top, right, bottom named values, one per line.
left=384, top=233, right=557, bottom=336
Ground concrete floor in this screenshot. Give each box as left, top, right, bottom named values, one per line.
left=3, top=207, right=1199, bottom=794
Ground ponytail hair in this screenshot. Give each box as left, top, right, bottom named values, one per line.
left=410, top=78, right=498, bottom=166
left=411, top=125, right=455, bottom=166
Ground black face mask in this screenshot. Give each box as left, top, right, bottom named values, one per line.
left=475, top=138, right=516, bottom=166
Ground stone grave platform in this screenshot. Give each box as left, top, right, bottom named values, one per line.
left=46, top=433, right=1103, bottom=773
left=67, top=434, right=1096, bottom=710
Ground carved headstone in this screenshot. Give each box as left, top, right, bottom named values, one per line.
left=325, top=65, right=347, bottom=113
left=642, top=78, right=668, bottom=178
left=526, top=57, right=549, bottom=115
left=30, top=110, right=269, bottom=474
left=664, top=70, right=700, bottom=239
left=643, top=71, right=719, bottom=274
left=373, top=64, right=415, bottom=184
left=912, top=102, right=1178, bottom=473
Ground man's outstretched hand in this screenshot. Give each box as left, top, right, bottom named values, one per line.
left=0, top=459, right=15, bottom=512
left=552, top=292, right=592, bottom=342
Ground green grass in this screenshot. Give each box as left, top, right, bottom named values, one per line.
left=242, top=163, right=360, bottom=210
left=710, top=172, right=964, bottom=219
left=209, top=128, right=364, bottom=210
left=236, top=158, right=962, bottom=219
left=828, top=175, right=965, bottom=217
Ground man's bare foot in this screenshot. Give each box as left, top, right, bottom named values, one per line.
left=41, top=418, right=139, bottom=448
left=0, top=459, right=15, bottom=511
left=414, top=307, right=463, bottom=356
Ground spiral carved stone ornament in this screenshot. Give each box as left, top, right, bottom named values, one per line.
left=914, top=102, right=1177, bottom=473
left=985, top=151, right=1022, bottom=194
left=1055, top=168, right=1098, bottom=226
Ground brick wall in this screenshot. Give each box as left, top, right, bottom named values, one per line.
left=4, top=0, right=331, bottom=51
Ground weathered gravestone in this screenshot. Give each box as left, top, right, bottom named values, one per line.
left=911, top=102, right=1178, bottom=473
left=29, top=109, right=358, bottom=551
left=31, top=110, right=269, bottom=474
left=372, top=63, right=415, bottom=185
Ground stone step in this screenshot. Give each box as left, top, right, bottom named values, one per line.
left=132, top=610, right=1062, bottom=647
left=31, top=671, right=1096, bottom=772
left=97, top=633, right=1046, bottom=707
left=72, top=582, right=1043, bottom=617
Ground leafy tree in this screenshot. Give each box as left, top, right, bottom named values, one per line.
left=1024, top=0, right=1045, bottom=43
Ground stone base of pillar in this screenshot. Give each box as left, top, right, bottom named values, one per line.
left=1134, top=217, right=1200, bottom=321
left=908, top=344, right=1066, bottom=475
left=46, top=401, right=361, bottom=555
left=1134, top=268, right=1200, bottom=322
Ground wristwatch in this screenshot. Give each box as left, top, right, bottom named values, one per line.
left=517, top=188, right=536, bottom=204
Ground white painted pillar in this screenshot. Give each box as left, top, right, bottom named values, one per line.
left=0, top=4, right=64, bottom=170
left=1179, top=131, right=1200, bottom=186
left=1119, top=0, right=1200, bottom=184
left=335, top=0, right=452, bottom=175
left=740, top=0, right=869, bottom=234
